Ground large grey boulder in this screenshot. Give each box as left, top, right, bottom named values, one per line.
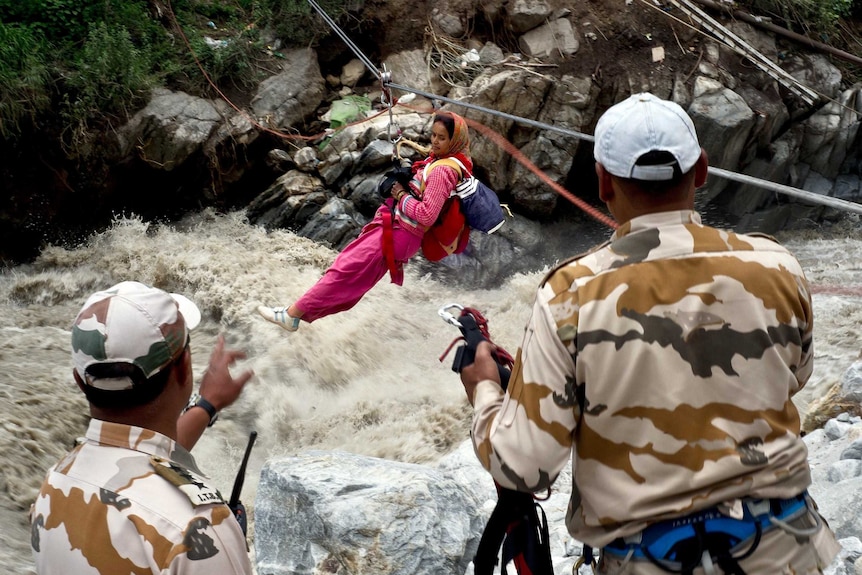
left=806, top=415, right=862, bottom=543
left=734, top=84, right=789, bottom=153
left=383, top=49, right=438, bottom=95
left=507, top=75, right=596, bottom=217
left=799, top=87, right=862, bottom=178
left=450, top=68, right=596, bottom=217
left=430, top=3, right=466, bottom=37
left=246, top=170, right=328, bottom=229
left=252, top=413, right=862, bottom=575
left=833, top=174, right=862, bottom=203
left=298, top=198, right=367, bottom=250
left=726, top=132, right=802, bottom=222
left=689, top=77, right=756, bottom=200
left=451, top=68, right=548, bottom=182
left=319, top=150, right=357, bottom=186
left=254, top=450, right=488, bottom=575
left=784, top=53, right=844, bottom=102
left=508, top=0, right=552, bottom=34
left=518, top=18, right=579, bottom=61
left=251, top=48, right=326, bottom=130
left=118, top=88, right=223, bottom=170
left=346, top=172, right=388, bottom=217
left=340, top=58, right=367, bottom=88
left=840, top=360, right=862, bottom=403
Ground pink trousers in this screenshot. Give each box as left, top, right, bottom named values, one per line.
left=294, top=207, right=423, bottom=322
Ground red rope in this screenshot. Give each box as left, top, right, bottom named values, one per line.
left=395, top=100, right=617, bottom=230
left=164, top=3, right=616, bottom=228
left=458, top=114, right=618, bottom=230
left=439, top=307, right=515, bottom=369
left=164, top=0, right=390, bottom=143
left=460, top=306, right=515, bottom=368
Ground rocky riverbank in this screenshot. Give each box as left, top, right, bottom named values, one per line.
left=1, top=0, right=860, bottom=267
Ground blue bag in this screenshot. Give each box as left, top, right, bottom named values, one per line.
left=454, top=176, right=505, bottom=234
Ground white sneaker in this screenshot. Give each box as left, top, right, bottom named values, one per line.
left=257, top=306, right=301, bottom=332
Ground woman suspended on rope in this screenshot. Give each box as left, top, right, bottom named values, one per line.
left=256, top=110, right=473, bottom=331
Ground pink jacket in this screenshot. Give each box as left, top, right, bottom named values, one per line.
left=394, top=158, right=466, bottom=238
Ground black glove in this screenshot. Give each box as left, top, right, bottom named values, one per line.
left=377, top=165, right=413, bottom=198
left=450, top=312, right=511, bottom=389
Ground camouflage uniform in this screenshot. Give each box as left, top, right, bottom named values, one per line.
left=30, top=419, right=252, bottom=574
left=471, top=210, right=840, bottom=572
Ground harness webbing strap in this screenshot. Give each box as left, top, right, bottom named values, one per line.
left=603, top=493, right=811, bottom=574
left=473, top=498, right=509, bottom=574
left=473, top=489, right=554, bottom=575
left=381, top=206, right=398, bottom=283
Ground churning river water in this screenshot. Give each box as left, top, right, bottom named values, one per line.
left=2, top=208, right=860, bottom=573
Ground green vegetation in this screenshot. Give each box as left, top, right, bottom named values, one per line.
left=0, top=0, right=352, bottom=142
left=0, top=23, right=50, bottom=139
left=63, top=23, right=153, bottom=135
left=0, top=0, right=858, bottom=145
left=737, top=0, right=862, bottom=82
left=741, top=0, right=858, bottom=36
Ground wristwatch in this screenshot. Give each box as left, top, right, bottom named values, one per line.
left=184, top=393, right=219, bottom=427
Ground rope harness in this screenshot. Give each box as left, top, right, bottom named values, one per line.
left=577, top=491, right=819, bottom=575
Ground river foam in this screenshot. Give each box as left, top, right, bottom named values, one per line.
left=2, top=209, right=859, bottom=573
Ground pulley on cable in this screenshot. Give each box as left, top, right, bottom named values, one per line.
left=379, top=64, right=401, bottom=145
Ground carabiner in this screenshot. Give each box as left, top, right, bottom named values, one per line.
left=573, top=544, right=598, bottom=574
left=388, top=115, right=402, bottom=144
left=573, top=555, right=598, bottom=574
left=438, top=303, right=464, bottom=328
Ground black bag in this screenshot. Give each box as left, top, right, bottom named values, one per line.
left=377, top=165, right=413, bottom=198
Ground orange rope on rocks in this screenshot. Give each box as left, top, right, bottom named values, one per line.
left=163, top=0, right=390, bottom=144
left=164, top=0, right=617, bottom=229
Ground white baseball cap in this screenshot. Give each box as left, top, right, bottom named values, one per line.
left=594, top=92, right=701, bottom=181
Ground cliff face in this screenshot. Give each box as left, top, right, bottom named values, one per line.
left=1, top=0, right=860, bottom=265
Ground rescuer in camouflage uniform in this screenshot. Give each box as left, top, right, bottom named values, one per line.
left=30, top=281, right=254, bottom=574
left=460, top=93, right=840, bottom=574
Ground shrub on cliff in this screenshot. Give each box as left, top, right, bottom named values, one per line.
left=62, top=22, right=154, bottom=142
left=0, top=23, right=49, bottom=139
left=0, top=0, right=357, bottom=146
left=743, top=0, right=856, bottom=32
left=0, top=0, right=857, bottom=146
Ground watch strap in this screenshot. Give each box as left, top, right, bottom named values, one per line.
left=195, top=397, right=218, bottom=426
left=185, top=393, right=219, bottom=427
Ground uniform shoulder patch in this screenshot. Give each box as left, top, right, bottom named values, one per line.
left=150, top=456, right=225, bottom=507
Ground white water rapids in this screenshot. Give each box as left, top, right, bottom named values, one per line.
left=1, top=208, right=860, bottom=573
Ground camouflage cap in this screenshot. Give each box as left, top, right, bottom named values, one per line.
left=71, top=281, right=202, bottom=391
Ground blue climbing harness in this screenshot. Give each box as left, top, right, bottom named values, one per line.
left=599, top=491, right=816, bottom=575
